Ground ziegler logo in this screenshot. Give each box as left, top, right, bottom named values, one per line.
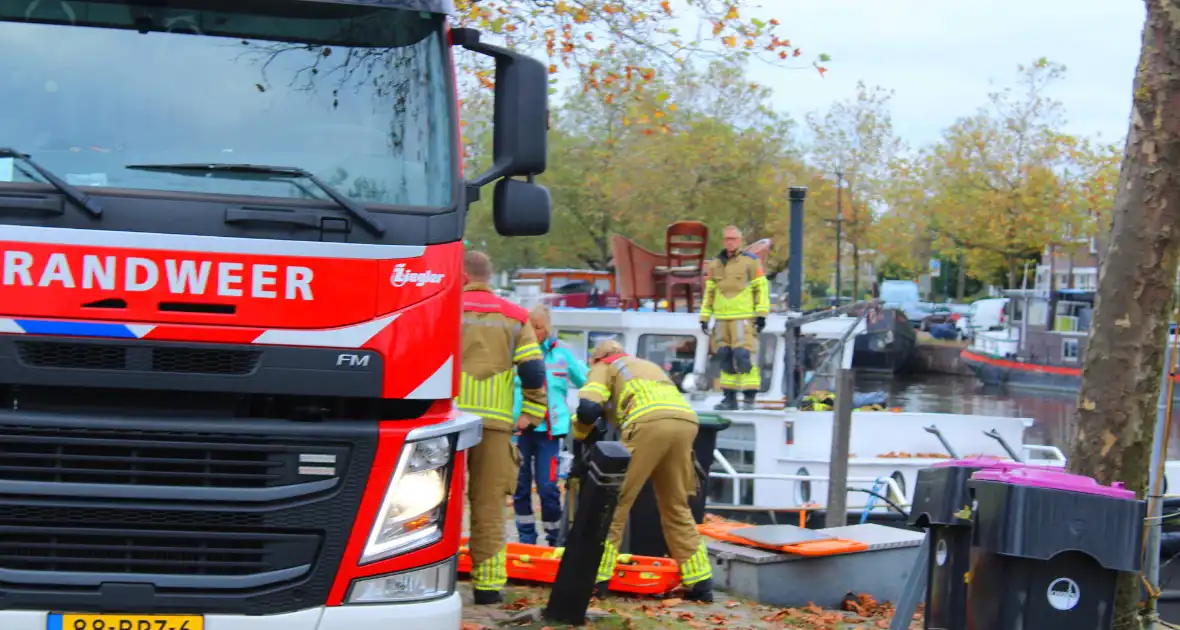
left=390, top=264, right=445, bottom=288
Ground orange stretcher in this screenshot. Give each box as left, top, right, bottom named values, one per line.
left=457, top=538, right=682, bottom=595
left=696, top=521, right=869, bottom=557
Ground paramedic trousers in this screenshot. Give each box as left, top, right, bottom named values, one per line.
left=468, top=426, right=518, bottom=592
left=513, top=430, right=563, bottom=546
left=595, top=416, right=712, bottom=587
left=713, top=319, right=759, bottom=392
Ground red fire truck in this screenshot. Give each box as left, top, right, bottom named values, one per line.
left=0, top=1, right=549, bottom=629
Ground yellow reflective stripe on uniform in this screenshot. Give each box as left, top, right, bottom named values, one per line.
left=738, top=366, right=761, bottom=389
left=711, top=284, right=756, bottom=320
left=751, top=275, right=770, bottom=316
left=456, top=370, right=516, bottom=423
left=597, top=539, right=619, bottom=583
left=620, top=380, right=693, bottom=426
left=580, top=382, right=611, bottom=400
left=718, top=373, right=741, bottom=388
left=679, top=541, right=712, bottom=586
left=520, top=399, right=547, bottom=418
left=700, top=279, right=718, bottom=320
left=514, top=342, right=542, bottom=363
left=472, top=548, right=508, bottom=591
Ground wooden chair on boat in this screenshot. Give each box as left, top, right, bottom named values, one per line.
left=654, top=221, right=709, bottom=313
left=610, top=233, right=662, bottom=310
left=610, top=223, right=711, bottom=312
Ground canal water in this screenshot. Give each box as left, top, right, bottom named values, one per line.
left=854, top=372, right=1180, bottom=458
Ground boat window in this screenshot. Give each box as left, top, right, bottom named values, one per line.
left=758, top=333, right=776, bottom=393
left=889, top=471, right=907, bottom=504
left=1055, top=301, right=1092, bottom=333
left=708, top=448, right=754, bottom=506
left=556, top=330, right=587, bottom=362
left=795, top=467, right=812, bottom=505
left=1007, top=300, right=1023, bottom=322
left=1027, top=299, right=1049, bottom=327
left=638, top=334, right=697, bottom=389
left=588, top=331, right=624, bottom=353
left=1062, top=338, right=1080, bottom=362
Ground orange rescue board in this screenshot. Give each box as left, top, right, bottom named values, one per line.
left=697, top=521, right=869, bottom=557
left=457, top=538, right=682, bottom=595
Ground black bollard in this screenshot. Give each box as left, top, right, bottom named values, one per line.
left=543, top=440, right=631, bottom=626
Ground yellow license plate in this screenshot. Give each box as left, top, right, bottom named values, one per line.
left=55, top=614, right=203, bottom=630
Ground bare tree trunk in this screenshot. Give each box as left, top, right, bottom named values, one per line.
left=852, top=245, right=860, bottom=299
left=1048, top=244, right=1057, bottom=294
left=956, top=255, right=966, bottom=301
left=1068, top=249, right=1076, bottom=289
left=851, top=197, right=860, bottom=300
left=1067, top=4, right=1180, bottom=627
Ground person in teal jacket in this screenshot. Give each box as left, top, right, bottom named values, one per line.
left=511, top=304, right=589, bottom=546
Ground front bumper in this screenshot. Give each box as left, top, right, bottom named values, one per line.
left=1, top=593, right=463, bottom=630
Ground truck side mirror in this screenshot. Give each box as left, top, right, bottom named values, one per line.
left=453, top=27, right=551, bottom=237
left=493, top=178, right=550, bottom=236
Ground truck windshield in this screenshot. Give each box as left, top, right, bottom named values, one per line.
left=0, top=0, right=454, bottom=209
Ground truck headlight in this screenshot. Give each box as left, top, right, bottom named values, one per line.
left=361, top=435, right=452, bottom=564
left=346, top=557, right=456, bottom=604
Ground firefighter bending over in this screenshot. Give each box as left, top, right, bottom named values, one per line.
left=456, top=250, right=548, bottom=605
left=574, top=340, right=714, bottom=602
left=699, top=225, right=770, bottom=410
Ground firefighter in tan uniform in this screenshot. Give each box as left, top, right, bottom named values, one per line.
left=574, top=340, right=714, bottom=602
left=699, top=226, right=770, bottom=410
left=456, top=251, right=548, bottom=605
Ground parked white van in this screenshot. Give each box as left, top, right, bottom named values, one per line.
left=957, top=297, right=1009, bottom=338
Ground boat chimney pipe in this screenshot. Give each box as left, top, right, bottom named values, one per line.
left=788, top=186, right=807, bottom=311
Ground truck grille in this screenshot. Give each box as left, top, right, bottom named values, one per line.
left=0, top=424, right=332, bottom=488
left=16, top=340, right=260, bottom=375
left=0, top=525, right=319, bottom=577
left=0, top=414, right=380, bottom=615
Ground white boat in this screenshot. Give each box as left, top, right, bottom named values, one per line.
left=543, top=307, right=1037, bottom=511
left=513, top=275, right=1180, bottom=522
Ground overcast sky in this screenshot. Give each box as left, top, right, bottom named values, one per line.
left=741, top=0, right=1145, bottom=148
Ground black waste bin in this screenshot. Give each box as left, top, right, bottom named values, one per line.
left=966, top=467, right=1145, bottom=629
left=621, top=413, right=731, bottom=557
left=909, top=458, right=1053, bottom=630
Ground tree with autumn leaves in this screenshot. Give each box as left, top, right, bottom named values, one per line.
left=452, top=2, right=1115, bottom=303
left=875, top=59, right=1116, bottom=290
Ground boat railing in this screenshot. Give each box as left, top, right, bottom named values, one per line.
left=709, top=448, right=909, bottom=510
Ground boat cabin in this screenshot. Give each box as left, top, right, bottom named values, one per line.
left=546, top=308, right=862, bottom=406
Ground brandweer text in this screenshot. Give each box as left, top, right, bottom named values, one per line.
left=1, top=251, right=315, bottom=300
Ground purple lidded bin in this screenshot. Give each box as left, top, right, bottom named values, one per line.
left=931, top=457, right=1060, bottom=473
left=971, top=466, right=1134, bottom=499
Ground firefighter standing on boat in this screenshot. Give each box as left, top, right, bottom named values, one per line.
left=574, top=340, right=714, bottom=602
left=699, top=225, right=770, bottom=410
left=456, top=251, right=549, bottom=605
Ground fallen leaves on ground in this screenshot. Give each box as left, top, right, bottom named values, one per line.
left=463, top=582, right=921, bottom=629
left=503, top=595, right=536, bottom=611
left=840, top=592, right=894, bottom=618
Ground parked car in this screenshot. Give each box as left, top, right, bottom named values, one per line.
left=919, top=304, right=961, bottom=332
left=956, top=297, right=1009, bottom=338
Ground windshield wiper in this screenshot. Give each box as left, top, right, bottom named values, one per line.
left=124, top=163, right=385, bottom=236
left=0, top=148, right=103, bottom=216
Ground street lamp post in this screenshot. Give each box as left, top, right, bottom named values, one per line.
left=834, top=169, right=844, bottom=304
